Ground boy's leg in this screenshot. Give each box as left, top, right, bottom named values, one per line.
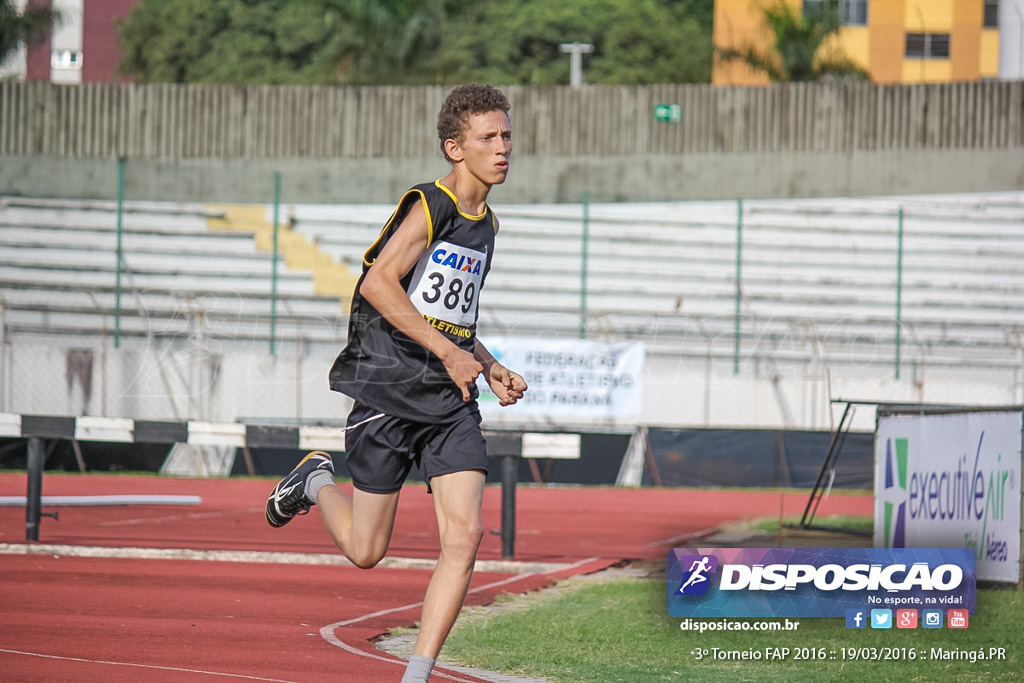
left=266, top=448, right=402, bottom=568
left=312, top=404, right=413, bottom=568
left=316, top=485, right=401, bottom=569
left=412, top=469, right=486, bottom=658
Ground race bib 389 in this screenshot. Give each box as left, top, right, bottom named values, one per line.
left=407, top=241, right=487, bottom=328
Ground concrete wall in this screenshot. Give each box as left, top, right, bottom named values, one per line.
left=4, top=335, right=1020, bottom=433
left=3, top=146, right=1023, bottom=204
left=3, top=81, right=1021, bottom=202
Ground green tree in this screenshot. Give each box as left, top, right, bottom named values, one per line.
left=442, top=0, right=712, bottom=85
left=664, top=0, right=714, bottom=34
left=116, top=0, right=477, bottom=85
left=118, top=0, right=348, bottom=84
left=0, top=0, right=60, bottom=66
left=121, top=0, right=366, bottom=84
left=332, top=0, right=475, bottom=84
left=716, top=0, right=868, bottom=82
left=116, top=0, right=713, bottom=85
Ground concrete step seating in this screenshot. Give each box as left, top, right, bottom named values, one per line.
left=0, top=197, right=349, bottom=344
left=3, top=193, right=1023, bottom=371
left=289, top=192, right=1024, bottom=370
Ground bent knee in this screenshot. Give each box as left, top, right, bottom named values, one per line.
left=347, top=548, right=387, bottom=569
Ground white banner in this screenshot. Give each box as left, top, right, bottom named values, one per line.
left=874, top=410, right=1022, bottom=583
left=476, top=337, right=645, bottom=420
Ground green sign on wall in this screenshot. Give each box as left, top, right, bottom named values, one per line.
left=654, top=104, right=681, bottom=123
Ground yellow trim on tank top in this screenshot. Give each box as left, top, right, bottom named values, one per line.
left=362, top=188, right=434, bottom=267
left=434, top=179, right=488, bottom=221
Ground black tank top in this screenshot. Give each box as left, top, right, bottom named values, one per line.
left=329, top=180, right=496, bottom=422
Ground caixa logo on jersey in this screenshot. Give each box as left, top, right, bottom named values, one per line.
left=667, top=548, right=976, bottom=618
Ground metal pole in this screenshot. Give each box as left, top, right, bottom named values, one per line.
left=114, top=158, right=126, bottom=349
left=501, top=454, right=517, bottom=559
left=1014, top=1, right=1024, bottom=79
left=733, top=199, right=743, bottom=375
left=895, top=207, right=904, bottom=380
left=799, top=402, right=853, bottom=528
left=26, top=437, right=43, bottom=542
left=270, top=171, right=281, bottom=356
left=579, top=191, right=590, bottom=339
left=0, top=302, right=5, bottom=412
left=559, top=42, right=593, bottom=87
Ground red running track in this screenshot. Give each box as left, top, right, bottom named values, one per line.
left=0, top=473, right=872, bottom=681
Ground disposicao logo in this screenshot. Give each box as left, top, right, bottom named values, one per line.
left=675, top=555, right=718, bottom=595
left=667, top=547, right=976, bottom=618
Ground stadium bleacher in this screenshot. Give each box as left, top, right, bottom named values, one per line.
left=290, top=191, right=1024, bottom=372
left=2, top=191, right=1023, bottom=428
left=0, top=197, right=348, bottom=344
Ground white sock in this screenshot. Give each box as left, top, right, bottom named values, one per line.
left=304, top=469, right=334, bottom=504
left=400, top=654, right=435, bottom=682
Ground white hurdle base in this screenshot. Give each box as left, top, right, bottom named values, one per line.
left=0, top=495, right=203, bottom=507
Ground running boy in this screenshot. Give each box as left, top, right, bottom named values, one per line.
left=266, top=84, right=526, bottom=683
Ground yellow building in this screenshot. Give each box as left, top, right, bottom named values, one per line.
left=713, top=0, right=1002, bottom=84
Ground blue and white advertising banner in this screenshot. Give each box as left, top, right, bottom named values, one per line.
left=874, top=410, right=1022, bottom=583
left=475, top=337, right=644, bottom=419
left=667, top=547, right=976, bottom=618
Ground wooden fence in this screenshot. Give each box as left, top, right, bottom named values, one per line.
left=1, top=80, right=1022, bottom=159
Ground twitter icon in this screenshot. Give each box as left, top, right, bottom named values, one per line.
left=871, top=609, right=892, bottom=629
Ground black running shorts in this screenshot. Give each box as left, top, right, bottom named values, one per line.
left=343, top=402, right=488, bottom=494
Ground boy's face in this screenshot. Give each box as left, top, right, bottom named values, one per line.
left=448, top=110, right=512, bottom=186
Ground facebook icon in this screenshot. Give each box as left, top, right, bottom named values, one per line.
left=845, top=609, right=866, bottom=629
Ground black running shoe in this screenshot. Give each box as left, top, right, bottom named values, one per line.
left=265, top=451, right=334, bottom=528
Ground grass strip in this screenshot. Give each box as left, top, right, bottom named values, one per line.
left=749, top=514, right=875, bottom=536
left=444, top=576, right=1021, bottom=683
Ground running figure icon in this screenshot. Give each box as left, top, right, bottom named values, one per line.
left=679, top=556, right=712, bottom=593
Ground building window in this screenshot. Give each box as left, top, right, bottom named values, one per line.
left=50, top=50, right=83, bottom=70
left=803, top=0, right=868, bottom=26
left=983, top=0, right=998, bottom=28
left=840, top=0, right=868, bottom=26
left=905, top=33, right=950, bottom=59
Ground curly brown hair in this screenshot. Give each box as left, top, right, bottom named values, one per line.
left=437, top=84, right=511, bottom=162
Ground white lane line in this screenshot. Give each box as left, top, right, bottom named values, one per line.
left=3, top=544, right=605, bottom=680
left=540, top=555, right=610, bottom=574
left=0, top=647, right=301, bottom=682
left=0, top=543, right=578, bottom=574
left=0, top=495, right=202, bottom=507
left=99, top=507, right=265, bottom=526
left=319, top=558, right=604, bottom=682
left=647, top=526, right=721, bottom=547
left=320, top=573, right=538, bottom=683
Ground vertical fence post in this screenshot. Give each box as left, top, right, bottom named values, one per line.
left=26, top=437, right=43, bottom=542
left=114, top=157, right=126, bottom=349
left=733, top=199, right=743, bottom=375
left=895, top=207, right=904, bottom=380
left=270, top=172, right=281, bottom=356
left=0, top=302, right=5, bottom=413
left=579, top=191, right=590, bottom=339
left=501, top=453, right=517, bottom=559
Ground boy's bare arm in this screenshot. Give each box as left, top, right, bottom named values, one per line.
left=359, top=200, right=482, bottom=401
left=474, top=339, right=527, bottom=406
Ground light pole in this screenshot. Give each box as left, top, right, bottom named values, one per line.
left=1011, top=0, right=1024, bottom=79
left=914, top=3, right=926, bottom=83
left=559, top=42, right=593, bottom=87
